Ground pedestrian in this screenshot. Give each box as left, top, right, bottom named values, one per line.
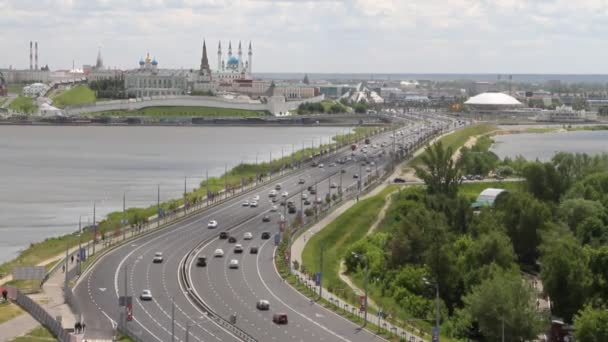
left=82, top=322, right=86, bottom=333
left=62, top=264, right=65, bottom=273
left=71, top=255, right=74, bottom=264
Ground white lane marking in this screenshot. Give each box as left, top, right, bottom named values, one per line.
left=256, top=240, right=352, bottom=342
left=101, top=310, right=117, bottom=329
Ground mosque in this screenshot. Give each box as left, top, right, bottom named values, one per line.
left=124, top=40, right=255, bottom=97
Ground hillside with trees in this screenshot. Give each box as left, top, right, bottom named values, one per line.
left=342, top=142, right=608, bottom=340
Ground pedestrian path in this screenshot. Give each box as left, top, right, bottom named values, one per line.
left=289, top=158, right=428, bottom=342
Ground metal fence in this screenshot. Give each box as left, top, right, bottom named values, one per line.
left=6, top=285, right=77, bottom=342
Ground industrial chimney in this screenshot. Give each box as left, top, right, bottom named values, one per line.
left=35, top=42, right=38, bottom=70
left=29, top=41, right=33, bottom=70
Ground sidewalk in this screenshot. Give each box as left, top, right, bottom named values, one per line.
left=0, top=257, right=81, bottom=342
left=290, top=158, right=428, bottom=342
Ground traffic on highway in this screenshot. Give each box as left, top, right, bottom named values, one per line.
left=74, top=114, right=464, bottom=342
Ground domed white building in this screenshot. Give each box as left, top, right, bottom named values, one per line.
left=464, top=92, right=523, bottom=110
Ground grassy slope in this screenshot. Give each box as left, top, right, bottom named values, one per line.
left=9, top=325, right=55, bottom=342
left=8, top=96, right=37, bottom=114
left=97, top=106, right=266, bottom=118
left=301, top=185, right=396, bottom=292
left=0, top=302, right=24, bottom=325
left=410, top=123, right=497, bottom=166
left=52, top=85, right=96, bottom=108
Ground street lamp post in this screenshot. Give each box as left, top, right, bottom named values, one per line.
left=352, top=252, right=369, bottom=327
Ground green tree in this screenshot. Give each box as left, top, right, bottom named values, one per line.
left=540, top=230, right=591, bottom=322
left=585, top=245, right=608, bottom=304
left=573, top=305, right=608, bottom=342
left=414, top=141, right=461, bottom=197
left=558, top=198, right=606, bottom=234
left=495, top=192, right=552, bottom=265
left=457, top=270, right=544, bottom=341
left=522, top=162, right=565, bottom=202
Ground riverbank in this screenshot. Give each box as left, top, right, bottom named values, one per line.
left=0, top=112, right=391, bottom=127
left=0, top=125, right=383, bottom=283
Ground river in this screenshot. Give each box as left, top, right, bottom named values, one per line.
left=0, top=125, right=349, bottom=263
left=491, top=129, right=608, bottom=161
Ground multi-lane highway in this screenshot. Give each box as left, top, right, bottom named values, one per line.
left=75, top=115, right=462, bottom=342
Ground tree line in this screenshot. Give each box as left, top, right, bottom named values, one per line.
left=343, top=141, right=608, bottom=341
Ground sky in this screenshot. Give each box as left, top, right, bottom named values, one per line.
left=2, top=0, right=608, bottom=74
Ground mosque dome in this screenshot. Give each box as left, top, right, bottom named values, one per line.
left=227, top=56, right=239, bottom=65
left=139, top=59, right=145, bottom=66
left=152, top=59, right=158, bottom=66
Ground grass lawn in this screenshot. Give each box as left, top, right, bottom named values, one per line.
left=410, top=123, right=497, bottom=166
left=97, top=106, right=267, bottom=118
left=0, top=301, right=24, bottom=324
left=458, top=180, right=524, bottom=201
left=10, top=325, right=56, bottom=342
left=8, top=96, right=37, bottom=114
left=7, top=83, right=25, bottom=94
left=51, top=85, right=96, bottom=108
left=302, top=185, right=396, bottom=292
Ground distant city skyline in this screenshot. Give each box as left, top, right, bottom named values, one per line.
left=3, top=0, right=608, bottom=74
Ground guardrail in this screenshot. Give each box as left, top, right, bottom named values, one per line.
left=179, top=244, right=258, bottom=342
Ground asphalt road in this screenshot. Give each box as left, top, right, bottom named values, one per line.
left=74, top=115, right=461, bottom=341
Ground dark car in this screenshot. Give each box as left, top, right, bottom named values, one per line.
left=288, top=206, right=296, bottom=214
left=393, top=177, right=406, bottom=183
left=250, top=246, right=259, bottom=254
left=307, top=186, right=314, bottom=192
left=309, top=188, right=317, bottom=195
left=261, top=232, right=271, bottom=240
left=219, top=232, right=229, bottom=239
left=196, top=256, right=207, bottom=267
left=228, top=236, right=237, bottom=243
left=262, top=215, right=271, bottom=222
left=298, top=178, right=306, bottom=184
left=272, top=313, right=288, bottom=325
left=353, top=174, right=359, bottom=179
left=341, top=169, right=347, bottom=173
left=304, top=199, right=311, bottom=205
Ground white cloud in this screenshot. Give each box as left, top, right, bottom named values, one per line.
left=2, top=0, right=608, bottom=73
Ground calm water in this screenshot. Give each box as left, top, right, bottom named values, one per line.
left=0, top=125, right=347, bottom=263
left=491, top=130, right=608, bottom=161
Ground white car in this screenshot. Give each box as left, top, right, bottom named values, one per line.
left=229, top=259, right=239, bottom=269
left=153, top=252, right=163, bottom=263
left=281, top=191, right=289, bottom=198
left=214, top=248, right=224, bottom=257
left=270, top=205, right=278, bottom=212
left=140, top=289, right=152, bottom=301
left=242, top=200, right=249, bottom=207
left=269, top=190, right=278, bottom=197
left=253, top=195, right=260, bottom=201
left=208, top=220, right=218, bottom=229
left=250, top=201, right=258, bottom=208
left=244, top=232, right=253, bottom=240
left=301, top=193, right=308, bottom=200
left=318, top=163, right=325, bottom=168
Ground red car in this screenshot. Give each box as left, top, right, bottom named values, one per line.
left=272, top=313, right=288, bottom=325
